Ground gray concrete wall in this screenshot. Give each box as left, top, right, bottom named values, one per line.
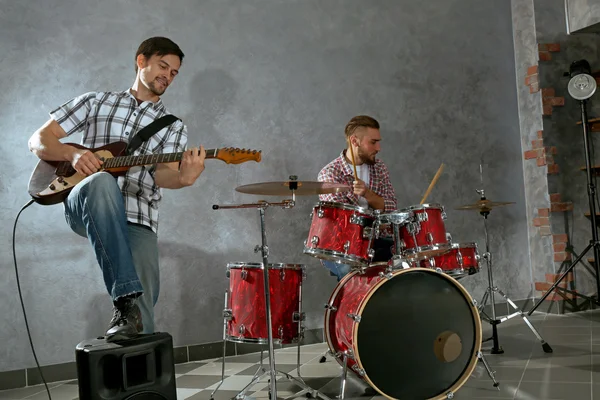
left=566, top=0, right=600, bottom=33
left=0, top=0, right=527, bottom=371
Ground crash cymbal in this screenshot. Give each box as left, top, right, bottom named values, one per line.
left=235, top=181, right=351, bottom=196
left=455, top=199, right=515, bottom=212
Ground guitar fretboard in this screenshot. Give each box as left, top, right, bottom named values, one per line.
left=104, top=149, right=218, bottom=169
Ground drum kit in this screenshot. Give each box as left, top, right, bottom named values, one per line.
left=209, top=172, right=551, bottom=400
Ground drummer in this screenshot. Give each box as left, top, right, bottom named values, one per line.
left=317, top=115, right=398, bottom=280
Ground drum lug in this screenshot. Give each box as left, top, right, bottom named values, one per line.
left=426, top=232, right=434, bottom=244
left=351, top=364, right=366, bottom=377
left=324, top=304, right=338, bottom=312
left=456, top=250, right=464, bottom=266
left=278, top=326, right=284, bottom=339
left=311, top=236, right=319, bottom=248
left=446, top=232, right=453, bottom=242
left=344, top=241, right=350, bottom=254
left=238, top=324, right=246, bottom=335
left=317, top=209, right=325, bottom=218
left=362, top=226, right=372, bottom=239
left=417, top=212, right=428, bottom=222
left=368, top=248, right=375, bottom=258
left=223, top=308, right=233, bottom=321
left=241, top=270, right=248, bottom=280
left=280, top=269, right=286, bottom=281
left=441, top=206, right=447, bottom=220
left=293, top=312, right=306, bottom=322
left=347, top=313, right=361, bottom=323
left=445, top=391, right=455, bottom=399
left=378, top=271, right=394, bottom=279
left=429, top=257, right=436, bottom=268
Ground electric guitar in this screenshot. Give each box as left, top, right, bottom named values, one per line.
left=28, top=141, right=262, bottom=205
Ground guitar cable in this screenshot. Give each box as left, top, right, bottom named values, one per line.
left=12, top=199, right=52, bottom=400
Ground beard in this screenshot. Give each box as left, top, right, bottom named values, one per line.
left=147, top=79, right=167, bottom=96
left=357, top=146, right=377, bottom=165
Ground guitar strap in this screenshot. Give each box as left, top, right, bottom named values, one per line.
left=126, top=114, right=180, bottom=155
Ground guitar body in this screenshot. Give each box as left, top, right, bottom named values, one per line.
left=28, top=142, right=129, bottom=205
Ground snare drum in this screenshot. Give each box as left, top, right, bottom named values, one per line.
left=419, top=243, right=481, bottom=279
left=226, top=263, right=304, bottom=344
left=304, top=202, right=376, bottom=267
left=325, top=267, right=481, bottom=399
left=398, top=204, right=451, bottom=257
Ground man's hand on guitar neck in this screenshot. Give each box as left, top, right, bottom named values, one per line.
left=179, top=146, right=206, bottom=186
left=154, top=145, right=206, bottom=189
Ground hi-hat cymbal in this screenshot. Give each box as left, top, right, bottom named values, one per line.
left=236, top=181, right=351, bottom=196
left=455, top=199, right=515, bottom=212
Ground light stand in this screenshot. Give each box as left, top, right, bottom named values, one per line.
left=528, top=60, right=600, bottom=315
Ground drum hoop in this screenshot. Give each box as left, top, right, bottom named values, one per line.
left=314, top=201, right=374, bottom=216
left=227, top=262, right=305, bottom=270
left=405, top=242, right=453, bottom=255
left=451, top=242, right=478, bottom=250
left=351, top=268, right=483, bottom=400
left=400, top=203, right=444, bottom=212
left=304, top=247, right=369, bottom=267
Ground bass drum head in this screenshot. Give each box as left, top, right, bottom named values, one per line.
left=355, top=268, right=481, bottom=400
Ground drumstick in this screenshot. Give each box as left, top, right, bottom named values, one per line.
left=348, top=137, right=358, bottom=181
left=420, top=163, right=445, bottom=205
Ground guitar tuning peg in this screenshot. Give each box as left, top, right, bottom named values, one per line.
left=235, top=147, right=240, bottom=151
left=252, top=150, right=256, bottom=154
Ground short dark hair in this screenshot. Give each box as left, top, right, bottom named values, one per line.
left=344, top=115, right=380, bottom=139
left=135, top=37, right=185, bottom=73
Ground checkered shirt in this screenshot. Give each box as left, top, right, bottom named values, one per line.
left=50, top=89, right=188, bottom=233
left=317, top=150, right=397, bottom=212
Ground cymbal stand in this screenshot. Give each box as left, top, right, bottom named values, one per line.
left=212, top=195, right=330, bottom=400
left=474, top=188, right=552, bottom=354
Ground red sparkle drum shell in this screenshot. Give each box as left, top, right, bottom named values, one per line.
left=419, top=242, right=481, bottom=279
left=398, top=204, right=451, bottom=258
left=324, top=267, right=481, bottom=400
left=303, top=202, right=376, bottom=267
left=227, top=263, right=304, bottom=344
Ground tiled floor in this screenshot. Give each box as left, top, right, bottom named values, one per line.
left=2, top=309, right=600, bottom=399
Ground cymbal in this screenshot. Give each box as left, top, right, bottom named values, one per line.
left=455, top=199, right=515, bottom=212
left=235, top=181, right=351, bottom=196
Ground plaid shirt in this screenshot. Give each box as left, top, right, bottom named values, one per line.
left=50, top=89, right=188, bottom=233
left=318, top=150, right=397, bottom=212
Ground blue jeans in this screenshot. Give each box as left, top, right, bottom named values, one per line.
left=320, top=238, right=395, bottom=281
left=63, top=172, right=159, bottom=334
left=321, top=260, right=352, bottom=281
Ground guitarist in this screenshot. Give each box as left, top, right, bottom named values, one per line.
left=27, top=37, right=206, bottom=342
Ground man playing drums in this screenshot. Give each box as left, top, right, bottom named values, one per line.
left=316, top=115, right=398, bottom=280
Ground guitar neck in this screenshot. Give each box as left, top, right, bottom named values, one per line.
left=103, top=149, right=217, bottom=169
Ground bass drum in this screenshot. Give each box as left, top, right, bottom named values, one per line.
left=324, top=267, right=481, bottom=400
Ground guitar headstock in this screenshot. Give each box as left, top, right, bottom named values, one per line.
left=216, top=148, right=262, bottom=164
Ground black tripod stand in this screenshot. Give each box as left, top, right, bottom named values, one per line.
left=528, top=97, right=600, bottom=315
left=460, top=189, right=552, bottom=354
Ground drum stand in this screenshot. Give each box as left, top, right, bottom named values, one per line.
left=212, top=197, right=330, bottom=400
left=474, top=190, right=552, bottom=354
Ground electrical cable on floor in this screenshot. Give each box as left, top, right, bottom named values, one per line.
left=12, top=199, right=52, bottom=400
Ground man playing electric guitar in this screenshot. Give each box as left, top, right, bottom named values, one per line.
left=28, top=37, right=206, bottom=341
